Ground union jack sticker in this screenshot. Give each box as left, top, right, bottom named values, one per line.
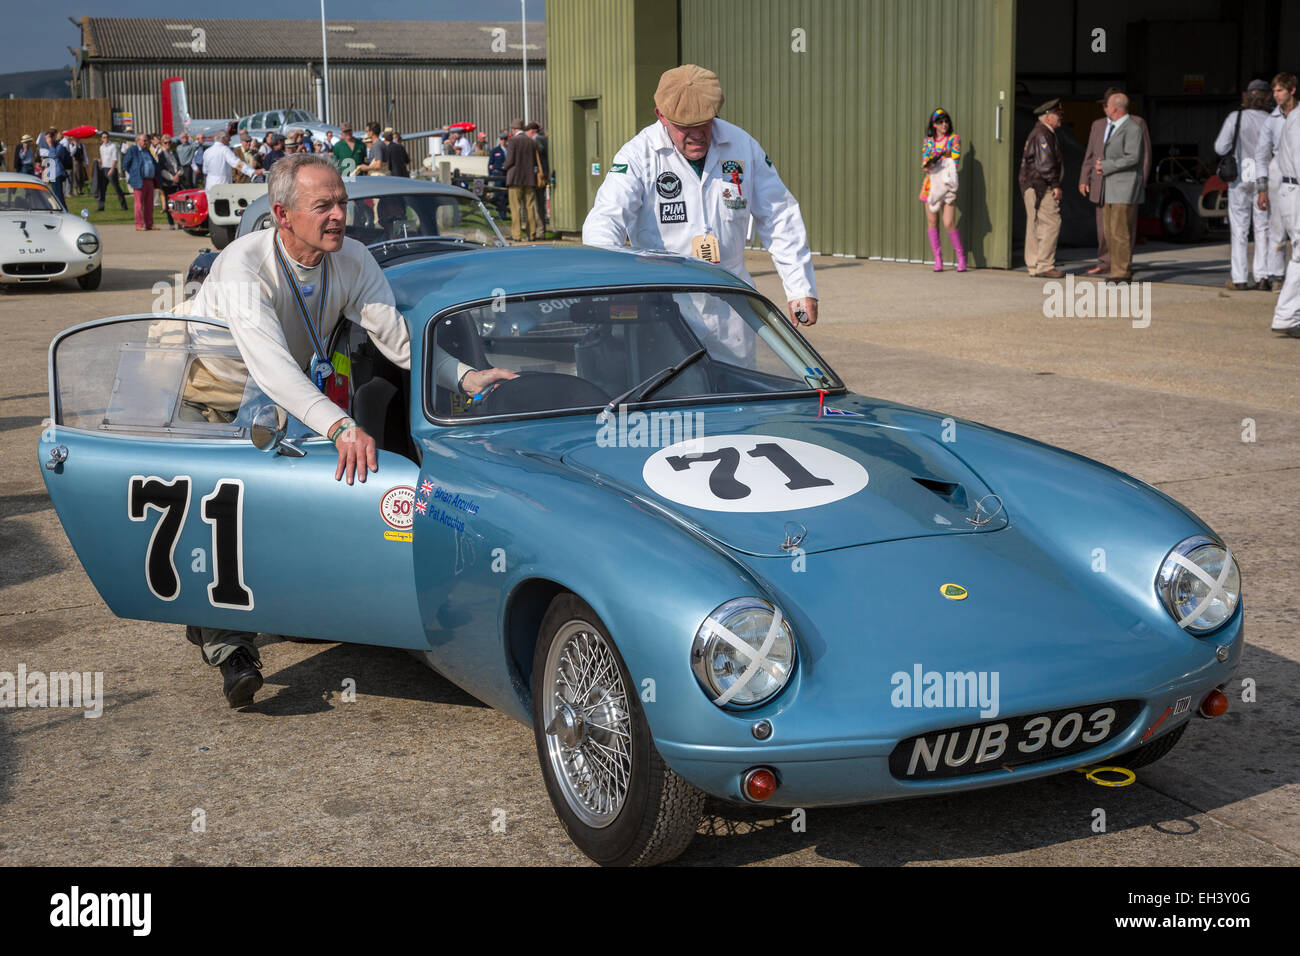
left=415, top=498, right=428, bottom=516
left=420, top=479, right=434, bottom=496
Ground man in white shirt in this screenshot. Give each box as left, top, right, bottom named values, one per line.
left=201, top=131, right=257, bottom=207
left=180, top=153, right=515, bottom=705
left=1256, top=73, right=1298, bottom=291
left=583, top=64, right=818, bottom=357
left=95, top=131, right=127, bottom=211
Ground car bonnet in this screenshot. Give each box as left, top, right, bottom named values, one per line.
left=560, top=401, right=1007, bottom=556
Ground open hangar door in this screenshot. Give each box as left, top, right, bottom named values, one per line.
left=1012, top=0, right=1297, bottom=262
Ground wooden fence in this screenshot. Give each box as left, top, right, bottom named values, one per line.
left=1, top=98, right=113, bottom=168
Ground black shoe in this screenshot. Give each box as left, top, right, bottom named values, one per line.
left=220, top=648, right=263, bottom=708
left=1276, top=326, right=1300, bottom=338
left=1233, top=282, right=1250, bottom=290
left=1255, top=279, right=1271, bottom=291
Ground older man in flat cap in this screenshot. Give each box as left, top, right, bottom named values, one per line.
left=584, top=64, right=818, bottom=342
left=1019, top=98, right=1066, bottom=277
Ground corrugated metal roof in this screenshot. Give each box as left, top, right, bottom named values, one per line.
left=83, top=17, right=546, bottom=62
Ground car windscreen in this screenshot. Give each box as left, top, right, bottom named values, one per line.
left=345, top=194, right=499, bottom=247
left=430, top=289, right=839, bottom=421
left=0, top=184, right=63, bottom=212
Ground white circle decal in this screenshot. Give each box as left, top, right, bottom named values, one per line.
left=379, top=486, right=416, bottom=530
left=642, top=435, right=868, bottom=513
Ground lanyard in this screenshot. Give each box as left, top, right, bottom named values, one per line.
left=273, top=235, right=333, bottom=388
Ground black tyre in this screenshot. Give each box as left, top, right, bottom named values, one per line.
left=532, top=593, right=704, bottom=866
left=1158, top=192, right=1205, bottom=242
left=209, top=221, right=235, bottom=249
left=76, top=265, right=102, bottom=291
left=1115, top=722, right=1186, bottom=769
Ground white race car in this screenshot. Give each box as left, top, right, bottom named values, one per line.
left=0, top=173, right=103, bottom=290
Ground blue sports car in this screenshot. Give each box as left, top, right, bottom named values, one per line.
left=39, top=244, right=1242, bottom=866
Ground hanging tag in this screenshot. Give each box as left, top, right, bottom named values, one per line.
left=691, top=233, right=721, bottom=263
left=311, top=355, right=334, bottom=390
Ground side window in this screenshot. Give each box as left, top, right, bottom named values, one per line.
left=250, top=113, right=265, bottom=131
left=265, top=111, right=282, bottom=129
left=53, top=317, right=276, bottom=439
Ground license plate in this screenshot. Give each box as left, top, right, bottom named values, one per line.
left=889, top=700, right=1142, bottom=780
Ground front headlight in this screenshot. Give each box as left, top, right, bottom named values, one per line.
left=76, top=233, right=99, bottom=254
left=692, top=598, right=796, bottom=708
left=1156, top=535, right=1241, bottom=633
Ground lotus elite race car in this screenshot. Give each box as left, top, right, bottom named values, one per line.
left=38, top=245, right=1242, bottom=865
left=1, top=173, right=103, bottom=289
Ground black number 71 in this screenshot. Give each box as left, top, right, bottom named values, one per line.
left=128, top=475, right=254, bottom=610
left=665, top=442, right=833, bottom=500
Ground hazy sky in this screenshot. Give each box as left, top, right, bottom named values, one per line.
left=3, top=1, right=545, bottom=77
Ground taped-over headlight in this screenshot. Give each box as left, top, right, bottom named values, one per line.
left=76, top=233, right=99, bottom=254
left=692, top=598, right=796, bottom=708
left=1156, top=535, right=1241, bottom=633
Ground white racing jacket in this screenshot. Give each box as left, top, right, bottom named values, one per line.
left=582, top=119, right=817, bottom=303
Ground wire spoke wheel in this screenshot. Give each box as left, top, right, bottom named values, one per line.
left=533, top=593, right=705, bottom=865
left=542, top=620, right=632, bottom=827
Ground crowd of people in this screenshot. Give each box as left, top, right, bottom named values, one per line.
left=1006, top=72, right=1298, bottom=336
left=2, top=114, right=553, bottom=234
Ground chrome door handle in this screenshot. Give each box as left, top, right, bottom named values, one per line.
left=45, top=444, right=68, bottom=470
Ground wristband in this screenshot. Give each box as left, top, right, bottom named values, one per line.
left=328, top=418, right=355, bottom=443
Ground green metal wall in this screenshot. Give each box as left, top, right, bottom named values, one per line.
left=548, top=0, right=1015, bottom=268
left=546, top=0, right=678, bottom=233
left=683, top=0, right=1015, bottom=267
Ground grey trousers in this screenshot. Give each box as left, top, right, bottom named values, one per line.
left=186, top=626, right=258, bottom=666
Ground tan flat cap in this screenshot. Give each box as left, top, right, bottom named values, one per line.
left=655, top=64, right=724, bottom=126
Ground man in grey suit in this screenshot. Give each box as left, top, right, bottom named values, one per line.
left=1093, top=92, right=1147, bottom=282
left=1080, top=87, right=1151, bottom=275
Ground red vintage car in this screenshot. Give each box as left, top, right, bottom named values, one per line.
left=166, top=188, right=209, bottom=235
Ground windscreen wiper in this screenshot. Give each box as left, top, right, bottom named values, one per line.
left=599, top=347, right=707, bottom=422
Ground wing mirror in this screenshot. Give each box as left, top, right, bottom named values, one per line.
left=249, top=404, right=305, bottom=457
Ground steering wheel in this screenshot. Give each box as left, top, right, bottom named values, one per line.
left=473, top=372, right=608, bottom=417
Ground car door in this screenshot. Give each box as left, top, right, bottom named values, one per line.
left=39, top=315, right=428, bottom=648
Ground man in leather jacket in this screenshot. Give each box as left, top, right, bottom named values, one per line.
left=1019, top=99, right=1066, bottom=278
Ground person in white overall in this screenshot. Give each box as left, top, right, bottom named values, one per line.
left=1213, top=81, right=1272, bottom=290
left=583, top=65, right=817, bottom=365
left=1256, top=73, right=1298, bottom=292
left=1269, top=98, right=1300, bottom=336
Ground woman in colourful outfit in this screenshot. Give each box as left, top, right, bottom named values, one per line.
left=919, top=108, right=967, bottom=271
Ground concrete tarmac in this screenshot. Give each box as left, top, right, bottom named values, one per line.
left=0, top=226, right=1295, bottom=866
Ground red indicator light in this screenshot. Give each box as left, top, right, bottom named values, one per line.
left=1199, top=690, right=1229, bottom=718
left=742, top=768, right=779, bottom=802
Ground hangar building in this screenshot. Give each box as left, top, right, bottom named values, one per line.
left=73, top=17, right=546, bottom=166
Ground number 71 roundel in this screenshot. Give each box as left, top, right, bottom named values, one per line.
left=642, top=435, right=869, bottom=513
left=127, top=475, right=254, bottom=610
